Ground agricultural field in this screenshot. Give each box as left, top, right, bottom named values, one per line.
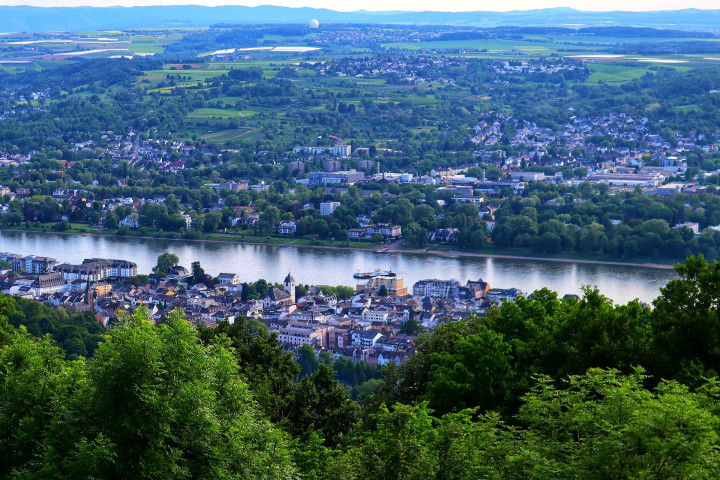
left=585, top=63, right=653, bottom=83
left=130, top=35, right=163, bottom=54
left=189, top=108, right=246, bottom=119
left=382, top=38, right=568, bottom=54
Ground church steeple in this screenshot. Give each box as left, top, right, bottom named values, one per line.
left=85, top=277, right=95, bottom=309
left=284, top=271, right=296, bottom=303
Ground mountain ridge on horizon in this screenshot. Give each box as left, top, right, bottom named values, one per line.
left=3, top=4, right=720, bottom=32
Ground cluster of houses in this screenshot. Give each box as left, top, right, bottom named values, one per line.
left=309, top=55, right=580, bottom=85
left=471, top=111, right=719, bottom=172
left=492, top=59, right=583, bottom=76
left=0, top=250, right=529, bottom=366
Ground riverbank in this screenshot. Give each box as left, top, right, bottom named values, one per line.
left=414, top=246, right=676, bottom=270
left=0, top=226, right=678, bottom=270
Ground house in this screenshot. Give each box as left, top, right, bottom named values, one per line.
left=119, top=214, right=140, bottom=228
left=0, top=254, right=57, bottom=274
left=349, top=224, right=402, bottom=240
left=377, top=352, right=409, bottom=366
left=218, top=273, right=239, bottom=285
left=361, top=308, right=391, bottom=323
left=329, top=145, right=351, bottom=157
left=277, top=220, right=297, bottom=235
left=357, top=330, right=383, bottom=348
left=31, top=273, right=66, bottom=295
left=487, top=288, right=525, bottom=304
left=55, top=259, right=137, bottom=282
left=466, top=279, right=490, bottom=298
left=674, top=222, right=700, bottom=235
left=211, top=310, right=236, bottom=324
left=166, top=265, right=191, bottom=280
left=429, top=228, right=459, bottom=243
left=262, top=288, right=293, bottom=309
left=278, top=322, right=329, bottom=347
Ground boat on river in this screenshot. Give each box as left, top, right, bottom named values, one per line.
left=353, top=269, right=395, bottom=279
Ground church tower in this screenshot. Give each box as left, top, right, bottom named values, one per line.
left=284, top=272, right=296, bottom=304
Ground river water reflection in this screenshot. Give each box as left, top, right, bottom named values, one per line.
left=0, top=231, right=678, bottom=304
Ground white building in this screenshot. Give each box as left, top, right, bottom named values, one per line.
left=329, top=145, right=351, bottom=157
left=413, top=279, right=460, bottom=298
left=218, top=273, right=239, bottom=285
left=320, top=202, right=340, bottom=216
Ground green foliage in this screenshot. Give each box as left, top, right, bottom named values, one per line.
left=651, top=254, right=720, bottom=384
left=153, top=251, right=179, bottom=275
left=315, top=285, right=355, bottom=300
left=424, top=324, right=512, bottom=415
left=399, top=318, right=424, bottom=335
left=517, top=368, right=720, bottom=478
left=0, top=309, right=295, bottom=479
left=297, top=344, right=319, bottom=377
left=7, top=296, right=104, bottom=359
left=334, top=369, right=720, bottom=479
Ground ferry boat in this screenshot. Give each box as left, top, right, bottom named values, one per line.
left=353, top=269, right=395, bottom=279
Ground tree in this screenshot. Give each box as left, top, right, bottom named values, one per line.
left=191, top=261, right=204, bottom=282
left=378, top=285, right=388, bottom=297
left=332, top=402, right=437, bottom=480
left=517, top=368, right=720, bottom=478
left=196, top=318, right=300, bottom=424
left=153, top=252, right=179, bottom=276
left=399, top=318, right=425, bottom=336
left=651, top=255, right=720, bottom=384
left=423, top=325, right=512, bottom=415
left=533, top=231, right=562, bottom=254
left=260, top=205, right=281, bottom=227
left=164, top=194, right=181, bottom=214
left=202, top=211, right=222, bottom=232
left=1, top=310, right=296, bottom=479
left=297, top=344, right=319, bottom=377
left=285, top=364, right=359, bottom=449
left=104, top=213, right=118, bottom=230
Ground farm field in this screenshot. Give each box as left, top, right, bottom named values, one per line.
left=383, top=38, right=568, bottom=54
left=585, top=63, right=653, bottom=83
left=130, top=35, right=163, bottom=54
left=189, top=108, right=244, bottom=119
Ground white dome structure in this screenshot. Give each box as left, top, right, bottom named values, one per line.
left=308, top=19, right=319, bottom=29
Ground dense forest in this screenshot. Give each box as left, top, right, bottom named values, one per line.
left=4, top=255, right=720, bottom=478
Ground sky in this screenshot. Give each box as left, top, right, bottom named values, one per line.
left=0, top=0, right=718, bottom=12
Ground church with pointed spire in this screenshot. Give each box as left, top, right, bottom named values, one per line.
left=284, top=272, right=296, bottom=304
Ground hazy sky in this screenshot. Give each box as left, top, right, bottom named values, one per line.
left=1, top=0, right=718, bottom=12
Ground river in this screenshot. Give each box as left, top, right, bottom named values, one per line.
left=0, top=231, right=678, bottom=305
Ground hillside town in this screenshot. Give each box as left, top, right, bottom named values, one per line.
left=3, top=109, right=720, bottom=244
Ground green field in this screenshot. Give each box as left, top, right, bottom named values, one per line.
left=189, top=108, right=245, bottom=119
left=383, top=38, right=564, bottom=54
left=130, top=35, right=163, bottom=54
left=586, top=63, right=653, bottom=83
left=200, top=128, right=260, bottom=141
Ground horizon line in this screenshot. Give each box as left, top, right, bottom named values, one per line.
left=1, top=4, right=720, bottom=14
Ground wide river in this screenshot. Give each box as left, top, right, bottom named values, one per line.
left=0, top=231, right=678, bottom=305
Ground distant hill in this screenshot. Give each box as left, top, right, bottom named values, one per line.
left=3, top=5, right=720, bottom=33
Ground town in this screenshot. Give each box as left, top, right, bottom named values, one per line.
left=0, top=250, right=528, bottom=365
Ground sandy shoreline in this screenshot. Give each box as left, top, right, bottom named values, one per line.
left=0, top=228, right=678, bottom=271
